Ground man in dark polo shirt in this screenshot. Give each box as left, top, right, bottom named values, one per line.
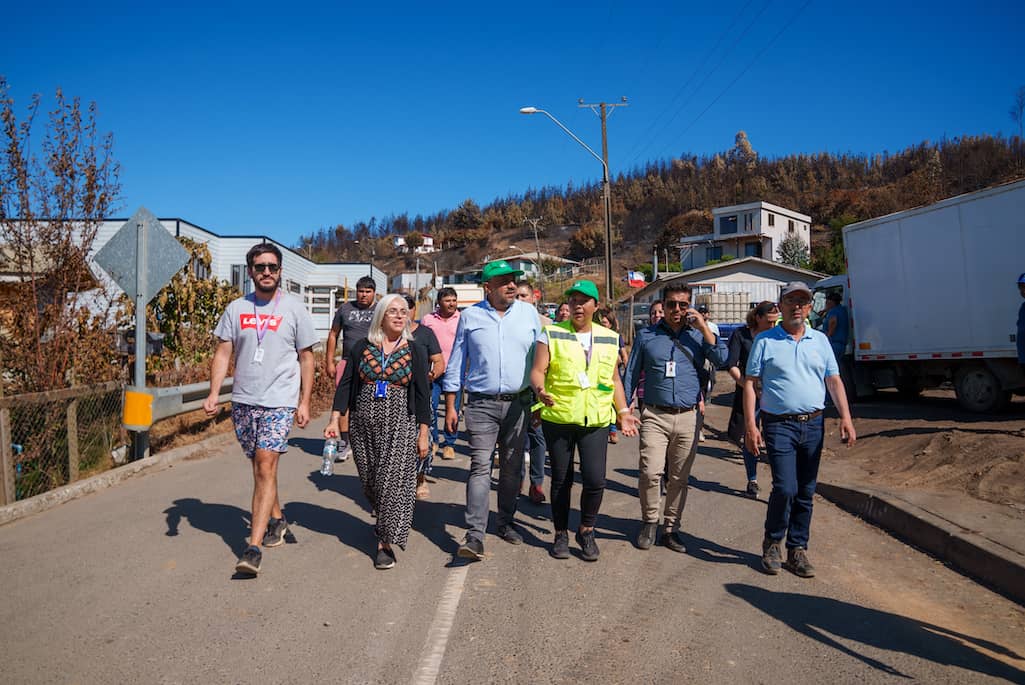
left=624, top=282, right=727, bottom=552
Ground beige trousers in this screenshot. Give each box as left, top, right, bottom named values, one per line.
left=638, top=406, right=701, bottom=532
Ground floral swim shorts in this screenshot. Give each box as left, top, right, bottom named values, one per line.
left=230, top=403, right=295, bottom=459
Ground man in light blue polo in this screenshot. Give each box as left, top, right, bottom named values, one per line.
left=444, top=260, right=543, bottom=560
left=744, top=282, right=856, bottom=578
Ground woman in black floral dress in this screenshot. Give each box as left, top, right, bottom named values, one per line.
left=325, top=294, right=431, bottom=569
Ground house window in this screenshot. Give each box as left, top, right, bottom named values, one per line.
left=192, top=258, right=210, bottom=280
left=705, top=246, right=723, bottom=262
left=719, top=215, right=738, bottom=235
left=231, top=264, right=251, bottom=295
left=744, top=242, right=762, bottom=258
left=287, top=279, right=301, bottom=294
left=768, top=214, right=775, bottom=227
left=788, top=219, right=795, bottom=233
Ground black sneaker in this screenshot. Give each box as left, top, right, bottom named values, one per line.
left=662, top=530, right=686, bottom=554
left=262, top=517, right=294, bottom=547
left=374, top=547, right=396, bottom=570
left=457, top=536, right=485, bottom=561
left=496, top=524, right=523, bottom=545
left=551, top=531, right=570, bottom=559
left=783, top=547, right=816, bottom=578
left=575, top=530, right=600, bottom=562
left=235, top=545, right=262, bottom=575
left=761, top=537, right=783, bottom=575
left=745, top=481, right=760, bottom=499
left=636, top=522, right=657, bottom=550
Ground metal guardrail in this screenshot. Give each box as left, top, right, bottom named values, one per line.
left=152, top=378, right=233, bottom=421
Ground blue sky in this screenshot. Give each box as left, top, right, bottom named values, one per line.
left=3, top=1, right=1023, bottom=246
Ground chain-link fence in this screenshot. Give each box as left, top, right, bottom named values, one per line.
left=0, top=381, right=126, bottom=503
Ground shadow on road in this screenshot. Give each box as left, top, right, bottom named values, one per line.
left=725, top=583, right=1025, bottom=680
left=164, top=497, right=251, bottom=557
left=288, top=436, right=325, bottom=457
left=679, top=532, right=761, bottom=569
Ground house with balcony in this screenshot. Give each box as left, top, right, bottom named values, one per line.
left=393, top=233, right=436, bottom=254
left=678, top=201, right=811, bottom=270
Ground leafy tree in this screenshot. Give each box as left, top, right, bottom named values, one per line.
left=403, top=231, right=424, bottom=251
left=0, top=79, right=122, bottom=392
left=776, top=234, right=810, bottom=269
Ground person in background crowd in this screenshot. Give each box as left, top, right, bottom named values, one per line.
left=325, top=294, right=431, bottom=570
left=1018, top=273, right=1025, bottom=373
left=203, top=243, right=317, bottom=576
left=325, top=275, right=379, bottom=462
left=515, top=282, right=548, bottom=504
left=624, top=282, right=726, bottom=552
left=696, top=304, right=720, bottom=337
left=745, top=282, right=856, bottom=578
left=598, top=306, right=628, bottom=445
left=694, top=304, right=719, bottom=443
left=649, top=300, right=664, bottom=326
left=443, top=260, right=543, bottom=560
left=404, top=295, right=445, bottom=499
left=821, top=292, right=849, bottom=365
left=726, top=301, right=779, bottom=498
left=555, top=302, right=571, bottom=323
left=421, top=287, right=462, bottom=461
left=531, top=280, right=640, bottom=561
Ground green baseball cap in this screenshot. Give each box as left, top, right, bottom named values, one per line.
left=564, top=279, right=600, bottom=303
left=480, top=259, right=523, bottom=282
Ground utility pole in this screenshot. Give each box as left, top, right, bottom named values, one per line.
left=525, top=216, right=545, bottom=301
left=579, top=97, right=628, bottom=303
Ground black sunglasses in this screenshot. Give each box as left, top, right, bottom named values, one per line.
left=664, top=300, right=690, bottom=310
left=252, top=263, right=280, bottom=274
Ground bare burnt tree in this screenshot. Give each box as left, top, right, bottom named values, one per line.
left=0, top=77, right=122, bottom=392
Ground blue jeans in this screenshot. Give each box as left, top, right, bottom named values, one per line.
left=521, top=421, right=546, bottom=487
left=762, top=414, right=824, bottom=549
left=430, top=381, right=461, bottom=446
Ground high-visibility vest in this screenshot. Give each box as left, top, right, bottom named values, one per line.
left=541, top=321, right=619, bottom=427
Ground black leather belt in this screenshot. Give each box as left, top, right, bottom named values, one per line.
left=762, top=409, right=823, bottom=423
left=469, top=390, right=530, bottom=402
left=650, top=404, right=694, bottom=415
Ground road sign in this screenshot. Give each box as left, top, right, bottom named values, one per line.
left=94, top=207, right=190, bottom=303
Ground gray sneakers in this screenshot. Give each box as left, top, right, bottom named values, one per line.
left=761, top=537, right=783, bottom=575
left=235, top=545, right=262, bottom=575
left=783, top=546, right=816, bottom=578
left=262, top=517, right=294, bottom=547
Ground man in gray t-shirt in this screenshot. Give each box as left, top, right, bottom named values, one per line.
left=204, top=243, right=317, bottom=576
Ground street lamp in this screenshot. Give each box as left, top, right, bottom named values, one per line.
left=520, top=106, right=614, bottom=302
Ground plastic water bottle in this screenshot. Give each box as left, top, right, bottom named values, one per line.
left=321, top=438, right=338, bottom=476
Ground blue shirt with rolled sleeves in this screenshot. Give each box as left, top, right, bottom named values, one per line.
left=745, top=324, right=839, bottom=415
left=441, top=299, right=541, bottom=395
left=624, top=321, right=727, bottom=409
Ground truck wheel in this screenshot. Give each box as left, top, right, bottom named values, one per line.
left=954, top=365, right=1011, bottom=413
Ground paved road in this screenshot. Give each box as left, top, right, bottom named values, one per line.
left=2, top=403, right=1025, bottom=684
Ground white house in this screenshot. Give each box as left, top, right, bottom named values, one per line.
left=90, top=217, right=387, bottom=338
left=678, top=201, right=811, bottom=270
left=390, top=272, right=437, bottom=293
left=393, top=233, right=436, bottom=254
left=622, top=257, right=825, bottom=323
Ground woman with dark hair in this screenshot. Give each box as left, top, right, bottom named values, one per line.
left=324, top=294, right=431, bottom=569
left=726, top=300, right=779, bottom=498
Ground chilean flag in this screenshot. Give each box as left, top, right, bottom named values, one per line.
left=626, top=271, right=646, bottom=287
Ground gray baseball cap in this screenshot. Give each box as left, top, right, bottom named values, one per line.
left=779, top=281, right=812, bottom=298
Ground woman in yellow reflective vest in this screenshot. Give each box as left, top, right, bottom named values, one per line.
left=530, top=280, right=640, bottom=561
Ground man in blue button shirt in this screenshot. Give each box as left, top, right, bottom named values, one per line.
left=624, top=282, right=727, bottom=552
left=443, top=260, right=543, bottom=560
left=745, top=282, right=856, bottom=578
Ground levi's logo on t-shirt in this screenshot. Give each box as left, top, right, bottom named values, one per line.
left=240, top=314, right=283, bottom=331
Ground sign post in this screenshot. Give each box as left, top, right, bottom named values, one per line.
left=94, top=207, right=190, bottom=460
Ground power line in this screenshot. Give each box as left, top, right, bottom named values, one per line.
left=624, top=0, right=763, bottom=165
left=674, top=0, right=814, bottom=141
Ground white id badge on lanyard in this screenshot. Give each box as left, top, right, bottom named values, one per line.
left=665, top=360, right=676, bottom=378
left=577, top=371, right=591, bottom=388
left=253, top=347, right=265, bottom=364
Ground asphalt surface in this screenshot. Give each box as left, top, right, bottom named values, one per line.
left=2, top=406, right=1025, bottom=684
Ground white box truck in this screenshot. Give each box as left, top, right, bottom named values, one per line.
left=812, top=179, right=1025, bottom=412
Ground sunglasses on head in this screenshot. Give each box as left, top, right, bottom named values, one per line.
left=252, top=263, right=280, bottom=274
left=664, top=300, right=689, bottom=310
